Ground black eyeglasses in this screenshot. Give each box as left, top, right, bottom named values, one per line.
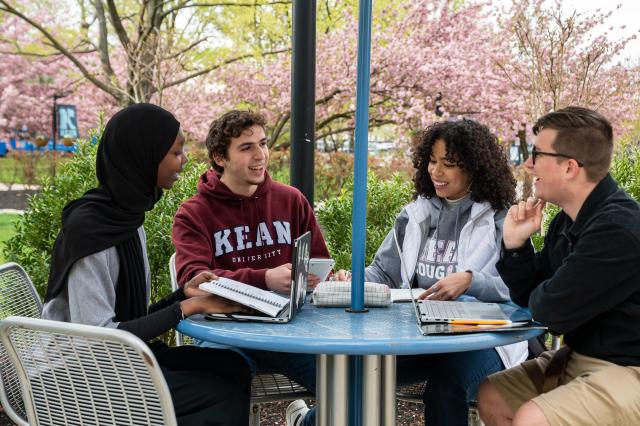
left=530, top=146, right=584, bottom=167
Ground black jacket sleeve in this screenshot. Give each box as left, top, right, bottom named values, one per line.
left=528, top=224, right=640, bottom=334
left=498, top=221, right=640, bottom=334
left=496, top=235, right=554, bottom=308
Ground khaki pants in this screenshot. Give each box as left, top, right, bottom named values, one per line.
left=488, top=350, right=640, bottom=425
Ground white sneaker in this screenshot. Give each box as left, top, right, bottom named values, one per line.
left=286, top=399, right=310, bottom=426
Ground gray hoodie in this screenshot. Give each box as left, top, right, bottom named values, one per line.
left=364, top=196, right=527, bottom=369
left=365, top=196, right=509, bottom=301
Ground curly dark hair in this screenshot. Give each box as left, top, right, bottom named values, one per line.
left=205, top=110, right=267, bottom=172
left=412, top=120, right=516, bottom=210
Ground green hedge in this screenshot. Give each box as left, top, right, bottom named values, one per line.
left=3, top=132, right=413, bottom=304
left=7, top=134, right=640, bottom=299
left=316, top=172, right=413, bottom=270
left=3, top=136, right=207, bottom=301
left=4, top=136, right=100, bottom=296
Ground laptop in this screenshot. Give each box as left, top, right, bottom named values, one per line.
left=417, top=298, right=511, bottom=324
left=406, top=281, right=519, bottom=335
left=205, top=231, right=311, bottom=323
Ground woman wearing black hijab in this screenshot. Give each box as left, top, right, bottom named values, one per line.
left=42, top=103, right=251, bottom=425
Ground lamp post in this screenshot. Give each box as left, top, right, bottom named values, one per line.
left=290, top=0, right=316, bottom=205
left=52, top=92, right=70, bottom=176
left=435, top=92, right=443, bottom=117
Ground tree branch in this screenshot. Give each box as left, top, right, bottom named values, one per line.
left=270, top=111, right=291, bottom=147
left=93, top=0, right=116, bottom=78
left=105, top=0, right=131, bottom=49
left=162, top=36, right=211, bottom=61
left=0, top=0, right=125, bottom=102
left=163, top=47, right=289, bottom=90
left=159, top=1, right=292, bottom=20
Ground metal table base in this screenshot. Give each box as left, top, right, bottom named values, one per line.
left=317, top=354, right=396, bottom=426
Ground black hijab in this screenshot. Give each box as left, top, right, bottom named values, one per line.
left=45, top=103, right=180, bottom=323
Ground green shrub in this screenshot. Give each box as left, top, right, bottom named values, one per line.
left=610, top=141, right=640, bottom=201
left=4, top=134, right=412, bottom=300
left=3, top=133, right=207, bottom=302
left=316, top=172, right=413, bottom=270
left=3, top=136, right=101, bottom=294
left=268, top=149, right=413, bottom=204
left=531, top=203, right=560, bottom=251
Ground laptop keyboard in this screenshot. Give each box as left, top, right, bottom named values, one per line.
left=420, top=300, right=465, bottom=320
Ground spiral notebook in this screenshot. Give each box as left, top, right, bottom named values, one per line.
left=200, top=231, right=311, bottom=323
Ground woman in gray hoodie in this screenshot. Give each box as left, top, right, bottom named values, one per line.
left=367, top=119, right=525, bottom=426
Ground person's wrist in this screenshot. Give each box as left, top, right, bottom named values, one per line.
left=503, top=235, right=528, bottom=250
left=180, top=299, right=198, bottom=317
left=464, top=270, right=473, bottom=285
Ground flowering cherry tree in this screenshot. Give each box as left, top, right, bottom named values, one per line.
left=202, top=0, right=524, bottom=147
left=497, top=0, right=640, bottom=136
left=1, top=0, right=638, bottom=146
left=0, top=0, right=291, bottom=106
left=0, top=15, right=116, bottom=139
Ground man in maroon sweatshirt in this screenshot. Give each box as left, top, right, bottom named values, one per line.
left=172, top=109, right=330, bottom=405
left=173, top=110, right=329, bottom=291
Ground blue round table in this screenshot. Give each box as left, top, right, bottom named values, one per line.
left=178, top=301, right=543, bottom=426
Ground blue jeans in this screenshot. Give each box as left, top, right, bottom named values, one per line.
left=241, top=348, right=316, bottom=392
left=397, top=348, right=504, bottom=426
left=243, top=349, right=317, bottom=426
left=195, top=340, right=317, bottom=393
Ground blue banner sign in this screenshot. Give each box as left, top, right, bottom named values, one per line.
left=57, top=104, right=79, bottom=138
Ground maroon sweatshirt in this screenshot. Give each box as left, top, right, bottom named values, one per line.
left=172, top=169, right=330, bottom=288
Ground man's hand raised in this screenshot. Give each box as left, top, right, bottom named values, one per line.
left=503, top=197, right=546, bottom=249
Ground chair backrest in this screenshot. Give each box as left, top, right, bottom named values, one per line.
left=0, top=262, right=43, bottom=319
left=169, top=253, right=192, bottom=346
left=0, top=262, right=43, bottom=426
left=0, top=316, right=177, bottom=426
left=169, top=252, right=178, bottom=293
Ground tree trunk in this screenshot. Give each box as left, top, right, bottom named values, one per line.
left=518, top=124, right=533, bottom=199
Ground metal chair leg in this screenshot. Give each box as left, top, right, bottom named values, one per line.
left=468, top=401, right=485, bottom=426
left=249, top=402, right=261, bottom=426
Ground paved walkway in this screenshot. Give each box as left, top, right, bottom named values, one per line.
left=0, top=182, right=39, bottom=213
left=0, top=183, right=41, bottom=191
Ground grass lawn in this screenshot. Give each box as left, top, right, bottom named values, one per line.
left=0, top=154, right=70, bottom=185
left=0, top=213, right=20, bottom=264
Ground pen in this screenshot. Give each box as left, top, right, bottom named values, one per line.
left=449, top=319, right=511, bottom=325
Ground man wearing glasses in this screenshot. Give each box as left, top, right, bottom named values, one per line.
left=477, top=107, right=640, bottom=425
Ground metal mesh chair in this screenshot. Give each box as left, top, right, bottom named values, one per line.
left=0, top=316, right=177, bottom=426
left=168, top=253, right=312, bottom=425
left=169, top=253, right=194, bottom=347
left=0, top=262, right=43, bottom=426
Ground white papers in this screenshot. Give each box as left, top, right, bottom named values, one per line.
left=390, top=288, right=423, bottom=303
